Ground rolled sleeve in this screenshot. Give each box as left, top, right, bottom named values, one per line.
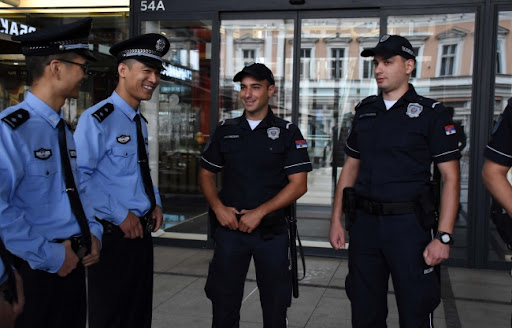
left=284, top=125, right=312, bottom=175
left=429, top=109, right=461, bottom=164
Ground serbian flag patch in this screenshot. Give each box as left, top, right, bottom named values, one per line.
left=444, top=125, right=456, bottom=135
left=295, top=140, right=308, bottom=149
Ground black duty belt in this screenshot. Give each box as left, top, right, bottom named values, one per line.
left=98, top=213, right=154, bottom=236
left=356, top=197, right=416, bottom=216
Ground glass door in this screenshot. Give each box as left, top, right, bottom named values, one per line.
left=141, top=19, right=213, bottom=240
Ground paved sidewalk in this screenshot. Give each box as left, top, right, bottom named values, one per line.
left=151, top=246, right=511, bottom=327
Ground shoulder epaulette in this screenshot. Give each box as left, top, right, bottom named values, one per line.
left=217, top=117, right=241, bottom=127
left=355, top=95, right=378, bottom=110
left=140, top=113, right=148, bottom=124
left=92, top=103, right=114, bottom=122
left=272, top=117, right=294, bottom=130
left=1, top=108, right=29, bottom=129
left=416, top=96, right=445, bottom=112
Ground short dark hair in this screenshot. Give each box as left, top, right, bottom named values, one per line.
left=25, top=52, right=82, bottom=85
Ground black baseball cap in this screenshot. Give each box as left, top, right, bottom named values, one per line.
left=12, top=17, right=96, bottom=61
left=361, top=34, right=415, bottom=60
left=233, top=62, right=275, bottom=85
left=110, top=33, right=170, bottom=70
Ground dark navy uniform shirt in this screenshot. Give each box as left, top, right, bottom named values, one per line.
left=484, top=97, right=512, bottom=167
left=345, top=85, right=461, bottom=202
left=200, top=108, right=312, bottom=210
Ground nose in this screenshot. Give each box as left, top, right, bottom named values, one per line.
left=374, top=63, right=383, bottom=75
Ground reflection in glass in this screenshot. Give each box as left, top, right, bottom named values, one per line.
left=142, top=20, right=212, bottom=234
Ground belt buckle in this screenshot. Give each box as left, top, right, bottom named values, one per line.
left=140, top=215, right=155, bottom=234
left=70, top=237, right=87, bottom=260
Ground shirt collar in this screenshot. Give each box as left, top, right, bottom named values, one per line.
left=25, top=91, right=62, bottom=128
left=242, top=106, right=276, bottom=129
left=111, top=91, right=140, bottom=121
left=378, top=83, right=418, bottom=110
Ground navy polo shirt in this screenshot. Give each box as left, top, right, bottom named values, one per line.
left=484, top=97, right=512, bottom=167
left=201, top=108, right=312, bottom=211
left=345, top=85, right=461, bottom=202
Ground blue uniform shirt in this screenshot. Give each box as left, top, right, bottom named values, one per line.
left=0, top=92, right=103, bottom=273
left=74, top=91, right=162, bottom=225
left=345, top=85, right=461, bottom=202
left=484, top=97, right=512, bottom=167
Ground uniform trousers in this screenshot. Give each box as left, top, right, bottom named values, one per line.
left=205, top=226, right=291, bottom=328
left=14, top=258, right=86, bottom=328
left=88, top=225, right=153, bottom=328
left=346, top=211, right=440, bottom=328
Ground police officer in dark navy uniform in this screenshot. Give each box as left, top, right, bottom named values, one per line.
left=482, top=97, right=512, bottom=327
left=0, top=18, right=102, bottom=328
left=74, top=33, right=169, bottom=328
left=329, top=35, right=461, bottom=327
left=199, top=63, right=312, bottom=327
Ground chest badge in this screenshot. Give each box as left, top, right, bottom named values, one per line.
left=117, top=135, right=131, bottom=144
left=267, top=127, right=280, bottom=140
left=34, top=148, right=52, bottom=160
left=406, top=103, right=423, bottom=118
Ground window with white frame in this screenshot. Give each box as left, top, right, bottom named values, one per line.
left=436, top=28, right=466, bottom=77
left=331, top=48, right=345, bottom=79
left=300, top=48, right=312, bottom=79
left=243, top=49, right=256, bottom=65
left=324, top=34, right=352, bottom=81
left=234, top=34, right=264, bottom=69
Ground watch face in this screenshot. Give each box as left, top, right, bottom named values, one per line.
left=441, top=234, right=451, bottom=243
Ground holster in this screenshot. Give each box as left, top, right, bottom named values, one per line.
left=413, top=186, right=438, bottom=231
left=342, top=187, right=357, bottom=231
left=490, top=198, right=512, bottom=250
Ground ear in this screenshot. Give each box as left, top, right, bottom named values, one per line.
left=267, top=84, right=276, bottom=97
left=405, top=59, right=415, bottom=75
left=118, top=63, right=128, bottom=78
left=48, top=59, right=62, bottom=78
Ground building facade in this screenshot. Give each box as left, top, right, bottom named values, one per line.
left=1, top=0, right=511, bottom=268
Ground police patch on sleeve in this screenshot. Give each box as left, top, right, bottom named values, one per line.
left=444, top=125, right=456, bottom=135
left=295, top=140, right=308, bottom=149
left=34, top=148, right=52, bottom=160
left=406, top=103, right=423, bottom=118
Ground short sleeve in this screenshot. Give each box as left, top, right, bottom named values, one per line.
left=429, top=109, right=462, bottom=164
left=484, top=104, right=512, bottom=167
left=284, top=125, right=312, bottom=175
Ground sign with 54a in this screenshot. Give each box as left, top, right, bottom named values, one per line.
left=140, top=0, right=165, bottom=11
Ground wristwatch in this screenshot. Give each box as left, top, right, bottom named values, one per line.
left=435, top=231, right=454, bottom=245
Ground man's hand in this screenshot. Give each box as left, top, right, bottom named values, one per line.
left=119, top=212, right=143, bottom=239
left=214, top=206, right=239, bottom=230
left=82, top=235, right=101, bottom=267
left=329, top=219, right=346, bottom=250
left=423, top=239, right=450, bottom=266
left=57, top=240, right=79, bottom=277
left=0, top=270, right=24, bottom=328
left=238, top=208, right=264, bottom=233
left=152, top=205, right=163, bottom=232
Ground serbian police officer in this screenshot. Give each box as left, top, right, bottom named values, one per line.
left=0, top=18, right=102, bottom=328
left=199, top=62, right=312, bottom=327
left=482, top=97, right=512, bottom=219
left=74, top=33, right=169, bottom=328
left=329, top=35, right=461, bottom=327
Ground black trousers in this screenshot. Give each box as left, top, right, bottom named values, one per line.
left=14, top=259, right=86, bottom=328
left=205, top=226, right=291, bottom=328
left=346, top=211, right=440, bottom=328
left=88, top=227, right=154, bottom=328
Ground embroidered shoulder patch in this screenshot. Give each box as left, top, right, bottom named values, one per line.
left=92, top=103, right=114, bottom=122
left=1, top=109, right=29, bottom=129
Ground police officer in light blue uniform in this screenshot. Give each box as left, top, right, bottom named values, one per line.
left=0, top=18, right=102, bottom=328
left=74, top=33, right=169, bottom=328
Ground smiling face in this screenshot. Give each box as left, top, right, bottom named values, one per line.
left=60, top=55, right=89, bottom=99
left=116, top=59, right=161, bottom=109
left=239, top=75, right=275, bottom=120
